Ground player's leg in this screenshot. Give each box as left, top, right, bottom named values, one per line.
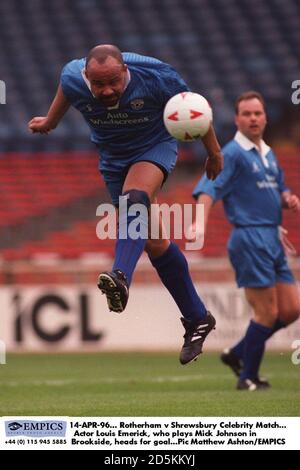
left=145, top=202, right=170, bottom=257
left=222, top=228, right=278, bottom=389
left=99, top=140, right=176, bottom=312
left=145, top=200, right=215, bottom=364
left=145, top=206, right=208, bottom=323
left=245, top=286, right=278, bottom=327
left=226, top=240, right=299, bottom=372
left=221, top=288, right=276, bottom=377
left=96, top=169, right=130, bottom=312
left=272, top=247, right=300, bottom=327
left=234, top=286, right=278, bottom=390
left=276, top=282, right=300, bottom=325
left=98, top=161, right=163, bottom=312
left=112, top=160, right=163, bottom=280
left=222, top=287, right=278, bottom=390
left=223, top=281, right=300, bottom=373
left=98, top=139, right=177, bottom=312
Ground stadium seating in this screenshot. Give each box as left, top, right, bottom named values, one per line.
left=0, top=150, right=299, bottom=261
left=0, top=0, right=299, bottom=150
left=0, top=1, right=299, bottom=261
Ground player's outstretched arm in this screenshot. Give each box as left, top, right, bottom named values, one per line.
left=201, top=124, right=224, bottom=180
left=28, top=84, right=70, bottom=134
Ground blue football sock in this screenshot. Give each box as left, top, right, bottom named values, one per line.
left=149, top=242, right=207, bottom=322
left=231, top=338, right=245, bottom=360
left=113, top=190, right=150, bottom=286
left=231, top=318, right=286, bottom=360
left=240, top=320, right=272, bottom=380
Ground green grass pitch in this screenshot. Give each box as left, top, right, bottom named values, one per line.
left=1, top=352, right=299, bottom=416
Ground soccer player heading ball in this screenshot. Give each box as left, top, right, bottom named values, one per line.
left=29, top=44, right=223, bottom=364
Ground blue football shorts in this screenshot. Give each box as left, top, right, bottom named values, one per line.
left=100, top=141, right=177, bottom=206
left=228, top=226, right=295, bottom=288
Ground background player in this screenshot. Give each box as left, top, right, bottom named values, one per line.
left=190, top=90, right=300, bottom=389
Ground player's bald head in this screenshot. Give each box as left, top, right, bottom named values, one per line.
left=86, top=44, right=124, bottom=68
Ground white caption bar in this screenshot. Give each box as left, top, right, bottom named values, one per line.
left=0, top=417, right=300, bottom=450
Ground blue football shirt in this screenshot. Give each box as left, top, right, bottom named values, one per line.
left=192, top=131, right=289, bottom=226
left=60, top=52, right=189, bottom=171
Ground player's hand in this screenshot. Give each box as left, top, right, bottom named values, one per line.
left=28, top=117, right=54, bottom=134
left=205, top=151, right=224, bottom=180
left=279, top=226, right=298, bottom=256
left=284, top=194, right=300, bottom=212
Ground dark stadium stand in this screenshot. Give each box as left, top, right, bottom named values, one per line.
left=0, top=0, right=299, bottom=150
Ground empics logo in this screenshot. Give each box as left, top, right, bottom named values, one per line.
left=5, top=420, right=67, bottom=437
left=0, top=80, right=6, bottom=104
left=8, top=422, right=22, bottom=431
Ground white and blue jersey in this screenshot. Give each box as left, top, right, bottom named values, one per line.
left=60, top=52, right=189, bottom=174
left=193, top=131, right=294, bottom=287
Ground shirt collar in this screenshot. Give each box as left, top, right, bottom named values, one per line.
left=234, top=130, right=271, bottom=158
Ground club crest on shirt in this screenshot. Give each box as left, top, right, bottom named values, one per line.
left=130, top=99, right=144, bottom=110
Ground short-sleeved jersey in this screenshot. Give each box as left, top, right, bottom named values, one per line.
left=60, top=52, right=189, bottom=170
left=192, top=133, right=289, bottom=227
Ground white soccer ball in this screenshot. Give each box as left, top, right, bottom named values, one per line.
left=163, top=92, right=212, bottom=141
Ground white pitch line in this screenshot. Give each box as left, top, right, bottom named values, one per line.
left=3, top=374, right=235, bottom=387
